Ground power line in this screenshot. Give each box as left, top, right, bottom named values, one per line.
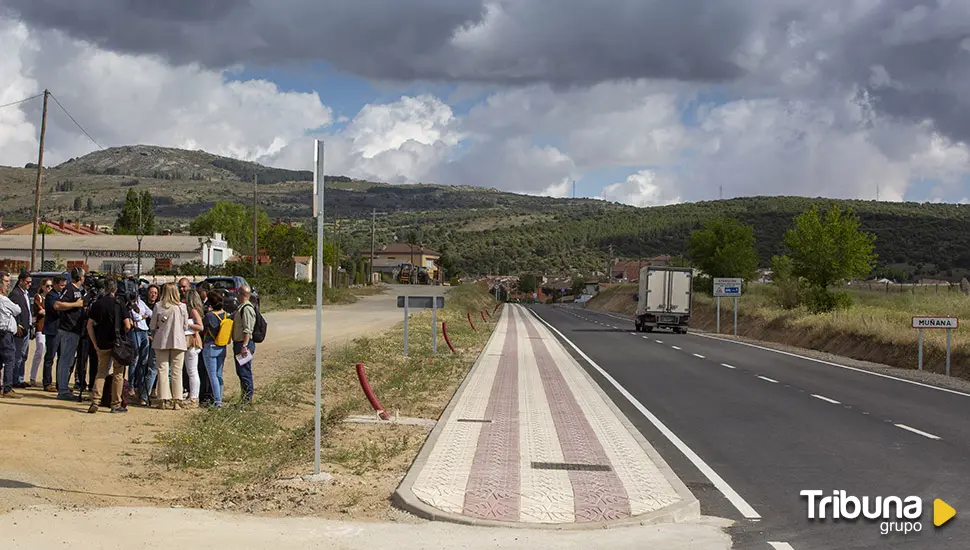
left=0, top=93, right=44, bottom=110
left=48, top=92, right=104, bottom=150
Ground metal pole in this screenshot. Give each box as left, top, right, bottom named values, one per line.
left=918, top=328, right=923, bottom=371
left=253, top=173, right=258, bottom=278
left=41, top=230, right=46, bottom=270
left=946, top=328, right=951, bottom=377
left=733, top=296, right=738, bottom=337
left=432, top=297, right=437, bottom=354
left=716, top=296, right=720, bottom=334
left=313, top=140, right=325, bottom=475
left=30, top=90, right=49, bottom=271
left=404, top=296, right=409, bottom=356
left=370, top=209, right=376, bottom=285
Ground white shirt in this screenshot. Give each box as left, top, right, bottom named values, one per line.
left=130, top=298, right=151, bottom=331
left=0, top=295, right=21, bottom=333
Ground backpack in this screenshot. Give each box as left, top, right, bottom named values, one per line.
left=210, top=311, right=233, bottom=347
left=242, top=302, right=268, bottom=344
left=100, top=377, right=131, bottom=408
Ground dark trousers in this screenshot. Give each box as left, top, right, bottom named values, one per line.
left=0, top=331, right=15, bottom=392
left=232, top=340, right=255, bottom=402
left=74, top=337, right=98, bottom=391
left=42, top=330, right=59, bottom=387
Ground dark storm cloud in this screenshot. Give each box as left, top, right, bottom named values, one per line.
left=3, top=0, right=970, bottom=142
left=0, top=0, right=792, bottom=82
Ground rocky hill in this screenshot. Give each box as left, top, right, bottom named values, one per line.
left=3, top=144, right=970, bottom=280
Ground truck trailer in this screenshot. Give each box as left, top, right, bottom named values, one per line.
left=634, top=266, right=693, bottom=333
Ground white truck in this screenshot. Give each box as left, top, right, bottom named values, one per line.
left=634, top=266, right=693, bottom=333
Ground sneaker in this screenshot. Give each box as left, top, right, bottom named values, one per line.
left=110, top=407, right=128, bottom=413
left=3, top=390, right=23, bottom=399
left=87, top=403, right=99, bottom=414
left=56, top=393, right=76, bottom=401
left=44, top=385, right=56, bottom=392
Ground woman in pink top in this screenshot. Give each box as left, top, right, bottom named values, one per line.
left=149, top=282, right=189, bottom=410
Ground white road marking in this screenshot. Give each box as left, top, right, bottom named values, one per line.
left=655, top=340, right=663, bottom=344
left=758, top=376, right=779, bottom=384
left=630, top=333, right=638, bottom=336
left=689, top=332, right=970, bottom=398
left=721, top=363, right=736, bottom=369
left=768, top=543, right=795, bottom=550
left=527, top=308, right=762, bottom=520
left=811, top=394, right=841, bottom=405
left=692, top=353, right=705, bottom=359
left=894, top=424, right=941, bottom=440
left=671, top=346, right=681, bottom=350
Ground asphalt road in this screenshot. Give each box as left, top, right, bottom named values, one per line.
left=528, top=304, right=970, bottom=550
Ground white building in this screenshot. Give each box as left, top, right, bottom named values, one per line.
left=0, top=233, right=233, bottom=274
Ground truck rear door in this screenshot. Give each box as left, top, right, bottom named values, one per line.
left=644, top=269, right=668, bottom=312
left=667, top=271, right=692, bottom=314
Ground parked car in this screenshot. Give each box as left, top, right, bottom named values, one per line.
left=197, top=276, right=260, bottom=313
left=28, top=271, right=70, bottom=298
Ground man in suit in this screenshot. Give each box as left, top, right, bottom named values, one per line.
left=8, top=270, right=32, bottom=389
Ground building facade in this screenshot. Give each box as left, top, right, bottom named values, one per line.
left=359, top=243, right=441, bottom=276
left=0, top=233, right=233, bottom=274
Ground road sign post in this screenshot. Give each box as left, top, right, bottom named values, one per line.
left=399, top=296, right=445, bottom=357
left=911, top=317, right=958, bottom=375
left=714, top=278, right=743, bottom=337
left=312, top=139, right=325, bottom=476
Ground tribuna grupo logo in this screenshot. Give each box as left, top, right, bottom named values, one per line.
left=801, top=490, right=928, bottom=535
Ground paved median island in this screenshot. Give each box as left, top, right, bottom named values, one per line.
left=394, top=304, right=699, bottom=527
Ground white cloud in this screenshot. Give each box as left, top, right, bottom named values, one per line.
left=3, top=13, right=970, bottom=209
left=0, top=20, right=332, bottom=167
left=600, top=170, right=681, bottom=207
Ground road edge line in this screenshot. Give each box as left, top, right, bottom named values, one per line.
left=687, top=332, right=970, bottom=398
left=527, top=307, right=762, bottom=520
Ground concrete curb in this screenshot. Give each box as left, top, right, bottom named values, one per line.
left=392, top=304, right=701, bottom=530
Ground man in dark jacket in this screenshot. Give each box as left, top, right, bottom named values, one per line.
left=41, top=276, right=65, bottom=391
left=85, top=278, right=130, bottom=413
left=8, top=270, right=32, bottom=389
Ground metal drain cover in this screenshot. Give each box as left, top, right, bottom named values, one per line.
left=531, top=461, right=612, bottom=472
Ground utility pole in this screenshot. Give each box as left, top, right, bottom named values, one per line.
left=607, top=244, right=614, bottom=281
left=719, top=183, right=723, bottom=201
left=30, top=89, right=49, bottom=271
left=252, top=172, right=258, bottom=278
left=876, top=183, right=880, bottom=202
left=369, top=209, right=387, bottom=286
left=136, top=206, right=143, bottom=277
left=572, top=180, right=576, bottom=199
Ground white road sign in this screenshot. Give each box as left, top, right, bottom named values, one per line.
left=714, top=277, right=743, bottom=297
left=912, top=317, right=958, bottom=329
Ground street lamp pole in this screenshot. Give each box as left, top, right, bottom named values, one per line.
left=205, top=237, right=212, bottom=277
left=136, top=206, right=143, bottom=277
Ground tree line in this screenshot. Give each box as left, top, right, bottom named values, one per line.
left=686, top=205, right=876, bottom=313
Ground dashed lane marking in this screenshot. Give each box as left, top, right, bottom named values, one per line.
left=811, top=394, right=841, bottom=405
left=894, top=424, right=941, bottom=440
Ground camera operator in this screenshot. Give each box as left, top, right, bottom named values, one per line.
left=54, top=267, right=85, bottom=401
left=73, top=277, right=103, bottom=395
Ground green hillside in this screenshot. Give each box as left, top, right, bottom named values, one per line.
left=2, top=145, right=969, bottom=280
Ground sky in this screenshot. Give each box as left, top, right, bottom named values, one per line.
left=1, top=0, right=970, bottom=206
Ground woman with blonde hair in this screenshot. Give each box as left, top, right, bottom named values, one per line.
left=183, top=289, right=205, bottom=408
left=149, top=282, right=189, bottom=409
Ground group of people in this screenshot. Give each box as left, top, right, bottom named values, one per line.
left=0, top=268, right=258, bottom=414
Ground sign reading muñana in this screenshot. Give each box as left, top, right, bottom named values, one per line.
left=911, top=317, right=958, bottom=329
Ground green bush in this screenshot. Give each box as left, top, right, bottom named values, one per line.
left=804, top=287, right=853, bottom=313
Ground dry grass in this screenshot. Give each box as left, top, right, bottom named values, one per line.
left=587, top=282, right=970, bottom=379
left=155, top=283, right=499, bottom=518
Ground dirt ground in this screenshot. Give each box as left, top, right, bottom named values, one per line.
left=0, top=287, right=418, bottom=514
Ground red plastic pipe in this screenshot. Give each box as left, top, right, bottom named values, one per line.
left=467, top=311, right=477, bottom=331
left=493, top=303, right=500, bottom=313
left=355, top=363, right=390, bottom=421
left=442, top=321, right=456, bottom=353
left=480, top=310, right=487, bottom=322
